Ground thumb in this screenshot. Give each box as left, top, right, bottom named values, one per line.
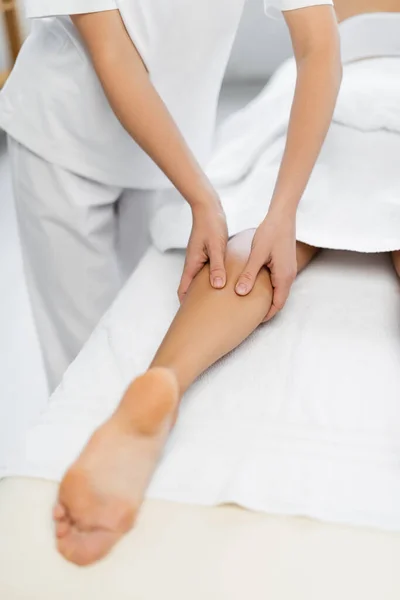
left=209, top=242, right=227, bottom=289
left=235, top=252, right=263, bottom=296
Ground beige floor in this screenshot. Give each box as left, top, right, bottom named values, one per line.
left=1, top=477, right=400, bottom=600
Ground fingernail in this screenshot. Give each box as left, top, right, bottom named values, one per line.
left=213, top=277, right=224, bottom=289
left=236, top=283, right=247, bottom=295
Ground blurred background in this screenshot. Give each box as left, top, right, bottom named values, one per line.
left=0, top=1, right=293, bottom=468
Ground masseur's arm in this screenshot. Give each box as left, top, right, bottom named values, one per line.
left=72, top=11, right=228, bottom=298
left=236, top=5, right=341, bottom=319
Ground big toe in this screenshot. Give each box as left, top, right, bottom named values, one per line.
left=55, top=519, right=71, bottom=539
left=57, top=528, right=121, bottom=567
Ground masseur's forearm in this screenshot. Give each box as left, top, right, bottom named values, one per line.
left=72, top=11, right=217, bottom=208
left=269, top=11, right=342, bottom=218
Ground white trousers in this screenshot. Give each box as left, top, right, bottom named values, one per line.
left=8, top=136, right=162, bottom=392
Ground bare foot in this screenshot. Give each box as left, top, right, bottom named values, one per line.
left=53, top=368, right=179, bottom=566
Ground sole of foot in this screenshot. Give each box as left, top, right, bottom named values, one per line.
left=53, top=367, right=179, bottom=566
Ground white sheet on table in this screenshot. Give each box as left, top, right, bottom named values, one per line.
left=4, top=248, right=400, bottom=532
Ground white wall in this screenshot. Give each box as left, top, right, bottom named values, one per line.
left=225, top=0, right=292, bottom=81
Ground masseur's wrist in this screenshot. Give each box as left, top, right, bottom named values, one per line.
left=190, top=193, right=226, bottom=228
left=266, top=199, right=297, bottom=226
left=183, top=176, right=222, bottom=212
left=190, top=191, right=222, bottom=214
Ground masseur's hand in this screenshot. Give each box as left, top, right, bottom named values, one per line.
left=178, top=199, right=228, bottom=302
left=232, top=6, right=340, bottom=320
left=235, top=211, right=297, bottom=321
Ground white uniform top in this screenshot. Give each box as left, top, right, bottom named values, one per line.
left=0, top=0, right=332, bottom=188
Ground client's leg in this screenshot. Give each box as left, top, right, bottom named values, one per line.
left=55, top=231, right=318, bottom=566
left=150, top=235, right=317, bottom=391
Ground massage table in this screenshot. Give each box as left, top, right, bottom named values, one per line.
left=1, top=247, right=400, bottom=598
left=1, top=478, right=399, bottom=599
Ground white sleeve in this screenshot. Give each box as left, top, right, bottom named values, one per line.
left=25, top=0, right=118, bottom=19
left=264, top=0, right=333, bottom=18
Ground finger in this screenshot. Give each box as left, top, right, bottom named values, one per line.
left=178, top=258, right=203, bottom=302
left=235, top=252, right=263, bottom=296
left=208, top=242, right=227, bottom=289
left=264, top=278, right=292, bottom=321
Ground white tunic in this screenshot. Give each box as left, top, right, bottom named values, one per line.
left=0, top=0, right=332, bottom=188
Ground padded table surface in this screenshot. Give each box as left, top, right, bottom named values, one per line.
left=1, top=478, right=400, bottom=599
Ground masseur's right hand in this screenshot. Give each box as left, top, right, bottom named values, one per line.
left=178, top=198, right=228, bottom=302
left=72, top=10, right=229, bottom=301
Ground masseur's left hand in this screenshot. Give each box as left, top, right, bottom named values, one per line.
left=178, top=198, right=228, bottom=302
left=235, top=210, right=297, bottom=321
left=232, top=5, right=341, bottom=320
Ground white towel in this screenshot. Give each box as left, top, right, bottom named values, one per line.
left=206, top=57, right=400, bottom=188
left=4, top=248, right=400, bottom=532
left=211, top=12, right=400, bottom=187
left=151, top=13, right=400, bottom=254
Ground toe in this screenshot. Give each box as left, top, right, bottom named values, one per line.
left=55, top=519, right=71, bottom=539
left=76, top=529, right=121, bottom=566
left=57, top=527, right=121, bottom=566
left=57, top=528, right=83, bottom=565
left=53, top=503, right=66, bottom=521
